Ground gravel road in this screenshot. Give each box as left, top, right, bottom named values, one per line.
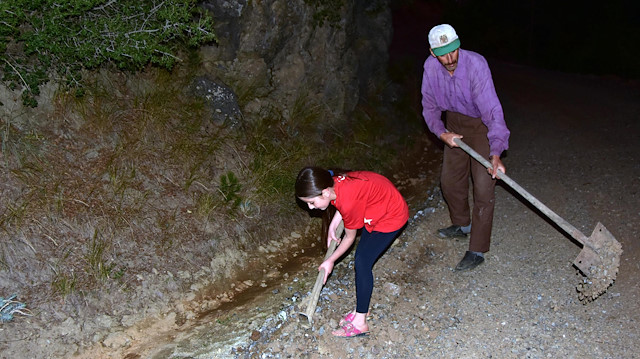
left=239, top=62, right=640, bottom=359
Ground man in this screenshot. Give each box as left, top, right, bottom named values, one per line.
left=421, top=24, right=510, bottom=271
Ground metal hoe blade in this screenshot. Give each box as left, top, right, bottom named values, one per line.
left=574, top=222, right=622, bottom=303
left=453, top=138, right=623, bottom=303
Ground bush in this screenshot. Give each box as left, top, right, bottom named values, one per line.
left=0, top=0, right=216, bottom=107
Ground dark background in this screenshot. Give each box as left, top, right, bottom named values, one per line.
left=390, top=0, right=640, bottom=80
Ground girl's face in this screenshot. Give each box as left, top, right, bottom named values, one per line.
left=299, top=191, right=332, bottom=211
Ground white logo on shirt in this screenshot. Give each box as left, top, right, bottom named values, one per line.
left=364, top=218, right=372, bottom=225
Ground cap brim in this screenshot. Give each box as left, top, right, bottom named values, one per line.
left=432, top=38, right=460, bottom=56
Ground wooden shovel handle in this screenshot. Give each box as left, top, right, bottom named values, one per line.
left=302, top=221, right=344, bottom=322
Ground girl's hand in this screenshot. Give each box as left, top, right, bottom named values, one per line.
left=327, top=235, right=341, bottom=249
left=327, top=229, right=339, bottom=247
left=321, top=228, right=356, bottom=284
left=319, top=260, right=334, bottom=284
left=327, top=210, right=343, bottom=247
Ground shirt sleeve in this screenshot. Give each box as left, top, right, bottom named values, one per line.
left=471, top=58, right=510, bottom=156
left=340, top=198, right=366, bottom=230
left=421, top=60, right=446, bottom=138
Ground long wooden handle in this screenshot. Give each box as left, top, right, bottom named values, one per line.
left=303, top=221, right=344, bottom=322
left=453, top=138, right=589, bottom=246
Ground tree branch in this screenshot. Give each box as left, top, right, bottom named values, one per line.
left=2, top=59, right=31, bottom=91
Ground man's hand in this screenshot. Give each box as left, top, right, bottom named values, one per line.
left=488, top=155, right=506, bottom=179
left=440, top=132, right=463, bottom=148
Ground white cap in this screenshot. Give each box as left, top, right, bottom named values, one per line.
left=428, top=24, right=460, bottom=56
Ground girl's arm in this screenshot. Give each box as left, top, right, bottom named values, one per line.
left=319, top=227, right=357, bottom=284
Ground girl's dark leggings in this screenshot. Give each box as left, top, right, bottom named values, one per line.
left=354, top=225, right=405, bottom=314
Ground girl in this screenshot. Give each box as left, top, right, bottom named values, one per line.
left=295, top=166, right=409, bottom=337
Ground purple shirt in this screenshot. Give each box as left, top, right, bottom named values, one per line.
left=421, top=49, right=510, bottom=156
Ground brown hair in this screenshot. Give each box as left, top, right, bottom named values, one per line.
left=296, top=166, right=335, bottom=198
left=295, top=166, right=356, bottom=198
left=295, top=166, right=349, bottom=246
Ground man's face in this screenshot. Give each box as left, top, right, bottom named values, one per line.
left=432, top=48, right=459, bottom=74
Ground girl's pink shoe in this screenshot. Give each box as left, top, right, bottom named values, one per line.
left=338, top=310, right=372, bottom=327
left=332, top=322, right=370, bottom=338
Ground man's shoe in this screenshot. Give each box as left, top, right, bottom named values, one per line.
left=454, top=251, right=484, bottom=271
left=437, top=225, right=468, bottom=238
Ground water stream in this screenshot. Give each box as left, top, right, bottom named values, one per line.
left=120, top=137, right=442, bottom=358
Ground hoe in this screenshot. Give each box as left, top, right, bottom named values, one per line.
left=455, top=138, right=622, bottom=303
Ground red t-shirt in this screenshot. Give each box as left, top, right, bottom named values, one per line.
left=331, top=171, right=409, bottom=233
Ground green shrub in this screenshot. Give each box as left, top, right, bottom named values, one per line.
left=0, top=0, right=217, bottom=107
left=219, top=171, right=242, bottom=211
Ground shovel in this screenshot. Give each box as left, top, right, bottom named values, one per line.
left=454, top=138, right=622, bottom=303
left=298, top=221, right=344, bottom=325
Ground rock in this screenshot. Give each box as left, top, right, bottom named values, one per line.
left=250, top=330, right=261, bottom=341
left=383, top=282, right=402, bottom=296
left=102, top=331, right=131, bottom=349
left=94, top=315, right=114, bottom=328
left=191, top=77, right=242, bottom=127
left=121, top=315, right=137, bottom=327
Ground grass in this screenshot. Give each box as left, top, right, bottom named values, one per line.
left=219, top=171, right=243, bottom=210
left=0, top=64, right=228, bottom=299
left=50, top=248, right=77, bottom=298
left=195, top=192, right=218, bottom=218
left=52, top=272, right=77, bottom=298
left=84, top=229, right=115, bottom=282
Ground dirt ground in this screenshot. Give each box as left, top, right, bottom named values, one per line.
left=1, top=56, right=639, bottom=359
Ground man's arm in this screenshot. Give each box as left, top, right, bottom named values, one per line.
left=471, top=58, right=510, bottom=157
left=421, top=63, right=446, bottom=138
